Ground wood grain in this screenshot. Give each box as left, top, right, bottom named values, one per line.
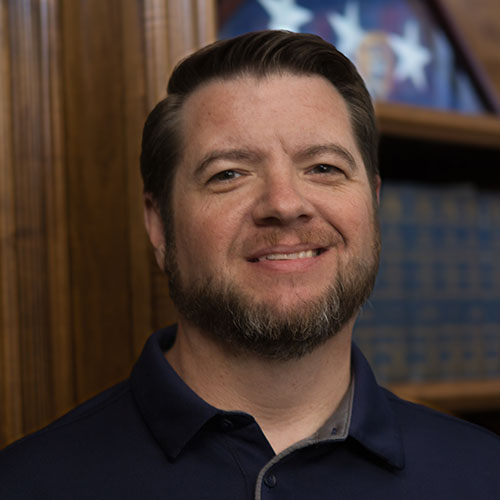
left=195, top=0, right=217, bottom=47
left=9, top=0, right=54, bottom=434
left=61, top=0, right=135, bottom=401
left=40, top=0, right=75, bottom=422
left=376, top=101, right=500, bottom=147
left=121, top=0, right=154, bottom=357
left=440, top=0, right=500, bottom=102
left=390, top=379, right=500, bottom=413
left=0, top=0, right=23, bottom=447
left=143, top=0, right=170, bottom=105
left=166, top=0, right=198, bottom=67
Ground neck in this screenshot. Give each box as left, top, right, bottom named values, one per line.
left=165, top=319, right=354, bottom=454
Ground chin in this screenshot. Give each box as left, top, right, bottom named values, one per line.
left=254, top=289, right=329, bottom=314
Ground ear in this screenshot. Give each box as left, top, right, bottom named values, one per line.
left=374, top=175, right=381, bottom=206
left=143, top=194, right=167, bottom=271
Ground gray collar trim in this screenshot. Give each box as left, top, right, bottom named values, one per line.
left=254, top=375, right=355, bottom=500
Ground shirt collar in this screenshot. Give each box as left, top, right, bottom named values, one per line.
left=131, top=326, right=405, bottom=468
left=349, top=343, right=405, bottom=469
left=130, top=326, right=220, bottom=459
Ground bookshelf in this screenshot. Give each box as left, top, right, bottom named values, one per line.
left=214, top=0, right=500, bottom=427
left=373, top=103, right=500, bottom=430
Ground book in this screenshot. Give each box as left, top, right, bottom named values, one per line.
left=354, top=182, right=500, bottom=383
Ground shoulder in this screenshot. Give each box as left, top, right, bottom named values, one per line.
left=382, top=387, right=500, bottom=485
left=0, top=381, right=155, bottom=499
left=2, top=381, right=131, bottom=452
left=384, top=387, right=499, bottom=445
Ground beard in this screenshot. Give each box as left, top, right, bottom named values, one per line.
left=164, top=220, right=381, bottom=362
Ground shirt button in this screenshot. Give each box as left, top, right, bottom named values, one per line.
left=264, top=473, right=277, bottom=488
left=220, top=418, right=233, bottom=431
left=331, top=427, right=338, bottom=435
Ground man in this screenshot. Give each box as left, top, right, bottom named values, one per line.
left=1, top=30, right=499, bottom=499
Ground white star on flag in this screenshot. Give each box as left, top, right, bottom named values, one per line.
left=327, top=2, right=365, bottom=60
left=258, top=0, right=313, bottom=32
left=389, top=20, right=432, bottom=90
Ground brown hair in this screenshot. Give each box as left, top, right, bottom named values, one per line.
left=140, top=30, right=379, bottom=214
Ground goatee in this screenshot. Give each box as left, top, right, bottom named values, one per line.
left=165, top=228, right=380, bottom=361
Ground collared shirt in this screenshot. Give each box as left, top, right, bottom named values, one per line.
left=1, top=325, right=499, bottom=499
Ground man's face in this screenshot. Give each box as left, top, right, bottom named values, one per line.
left=154, top=73, right=380, bottom=359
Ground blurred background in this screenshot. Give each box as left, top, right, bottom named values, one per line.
left=1, top=0, right=500, bottom=448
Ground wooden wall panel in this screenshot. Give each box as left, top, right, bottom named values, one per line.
left=143, top=0, right=216, bottom=334
left=141, top=0, right=174, bottom=337
left=0, top=0, right=74, bottom=445
left=9, top=0, right=52, bottom=434
left=0, top=0, right=217, bottom=448
left=195, top=0, right=217, bottom=47
left=40, top=0, right=74, bottom=424
left=0, top=0, right=23, bottom=447
left=61, top=0, right=137, bottom=400
left=166, top=0, right=200, bottom=65
left=121, top=0, right=155, bottom=357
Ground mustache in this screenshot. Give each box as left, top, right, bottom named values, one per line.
left=240, top=226, right=343, bottom=253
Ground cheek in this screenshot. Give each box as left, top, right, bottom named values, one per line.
left=175, top=217, right=212, bottom=264
left=174, top=222, right=212, bottom=284
left=351, top=201, right=378, bottom=252
left=173, top=200, right=242, bottom=277
left=325, top=194, right=376, bottom=243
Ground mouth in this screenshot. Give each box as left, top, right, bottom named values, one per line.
left=248, top=248, right=326, bottom=263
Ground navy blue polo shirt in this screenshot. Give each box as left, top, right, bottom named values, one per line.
left=1, top=325, right=499, bottom=499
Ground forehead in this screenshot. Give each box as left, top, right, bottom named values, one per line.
left=177, top=73, right=362, bottom=170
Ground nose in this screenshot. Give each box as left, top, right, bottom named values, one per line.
left=252, top=170, right=315, bottom=226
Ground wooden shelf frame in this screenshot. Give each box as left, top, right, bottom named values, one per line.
left=389, top=379, right=500, bottom=414
left=376, top=102, right=500, bottom=149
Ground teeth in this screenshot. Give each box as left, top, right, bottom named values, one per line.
left=260, top=250, right=318, bottom=261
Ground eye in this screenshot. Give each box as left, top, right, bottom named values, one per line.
left=208, top=169, right=242, bottom=183
left=308, top=163, right=343, bottom=175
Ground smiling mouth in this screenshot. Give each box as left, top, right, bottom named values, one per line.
left=249, top=248, right=326, bottom=263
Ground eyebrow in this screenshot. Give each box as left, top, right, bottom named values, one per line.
left=194, top=148, right=264, bottom=177
left=193, top=143, right=358, bottom=177
left=293, top=143, right=358, bottom=171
